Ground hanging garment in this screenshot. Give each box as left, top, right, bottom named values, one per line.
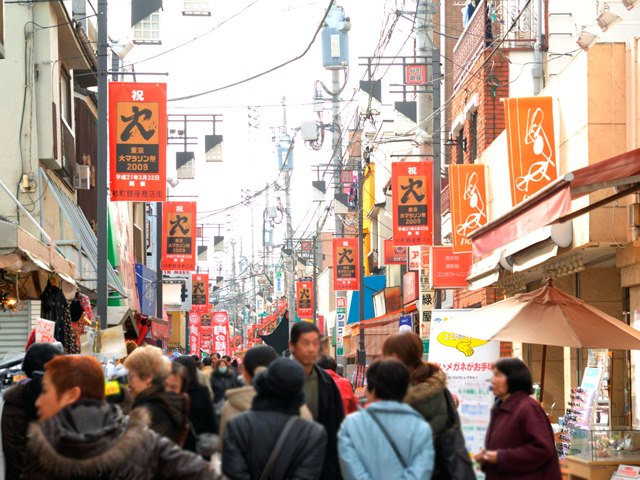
left=40, top=282, right=67, bottom=345
left=63, top=305, right=79, bottom=354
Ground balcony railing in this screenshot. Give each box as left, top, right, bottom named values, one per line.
left=453, top=0, right=539, bottom=90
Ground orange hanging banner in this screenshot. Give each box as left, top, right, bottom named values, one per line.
left=391, top=161, right=433, bottom=246
left=296, top=280, right=314, bottom=319
left=109, top=82, right=167, bottom=202
left=449, top=164, right=488, bottom=253
left=332, top=237, right=360, bottom=291
left=191, top=273, right=209, bottom=307
left=162, top=202, right=197, bottom=272
left=504, top=96, right=557, bottom=206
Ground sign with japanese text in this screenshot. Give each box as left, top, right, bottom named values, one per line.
left=504, top=96, right=557, bottom=206
left=109, top=82, right=166, bottom=201
left=191, top=273, right=209, bottom=306
left=296, top=281, right=313, bottom=319
left=332, top=238, right=360, bottom=291
left=429, top=309, right=499, bottom=461
left=35, top=318, right=56, bottom=343
left=408, top=246, right=421, bottom=271
left=383, top=239, right=407, bottom=265
left=431, top=246, right=472, bottom=289
left=162, top=202, right=197, bottom=272
left=189, top=310, right=201, bottom=355
left=336, top=296, right=346, bottom=356
left=449, top=164, right=488, bottom=253
left=392, top=161, right=433, bottom=245
left=404, top=64, right=427, bottom=85
left=418, top=247, right=433, bottom=342
left=274, top=271, right=284, bottom=297
left=212, top=311, right=230, bottom=356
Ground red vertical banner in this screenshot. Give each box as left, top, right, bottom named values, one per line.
left=449, top=164, right=488, bottom=253
left=504, top=96, right=557, bottom=206
left=191, top=273, right=209, bottom=307
left=392, top=161, right=433, bottom=246
left=296, top=281, right=314, bottom=319
left=332, top=237, right=360, bottom=291
left=212, top=311, right=230, bottom=357
left=188, top=309, right=201, bottom=355
left=162, top=202, right=197, bottom=271
left=109, top=82, right=166, bottom=202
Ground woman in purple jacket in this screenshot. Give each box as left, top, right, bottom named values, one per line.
left=475, top=358, right=561, bottom=480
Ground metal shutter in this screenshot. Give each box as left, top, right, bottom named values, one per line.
left=0, top=301, right=36, bottom=358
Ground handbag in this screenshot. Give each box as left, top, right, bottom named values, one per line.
left=366, top=408, right=407, bottom=469
left=434, top=389, right=476, bottom=480
left=259, top=416, right=298, bottom=480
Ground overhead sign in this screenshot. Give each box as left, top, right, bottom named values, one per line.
left=404, top=64, right=427, bottom=85
left=191, top=273, right=209, bottom=307
left=212, top=311, right=230, bottom=356
left=392, top=161, right=433, bottom=246
left=504, top=96, right=557, bottom=206
left=333, top=237, right=360, bottom=291
left=449, top=164, right=488, bottom=253
left=296, top=280, right=313, bottom=319
left=383, top=239, right=407, bottom=265
left=109, top=82, right=166, bottom=202
left=274, top=271, right=284, bottom=297
left=431, top=246, right=473, bottom=289
left=162, top=202, right=197, bottom=272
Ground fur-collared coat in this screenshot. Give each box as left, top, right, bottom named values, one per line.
left=23, top=400, right=216, bottom=480
left=404, top=368, right=458, bottom=480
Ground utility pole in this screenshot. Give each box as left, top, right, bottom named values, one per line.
left=96, top=0, right=108, bottom=329
left=357, top=152, right=366, bottom=367
left=331, top=70, right=343, bottom=239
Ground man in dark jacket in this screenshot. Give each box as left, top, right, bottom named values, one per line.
left=132, top=383, right=188, bottom=445
left=2, top=342, right=61, bottom=478
left=223, top=358, right=327, bottom=480
left=289, top=322, right=345, bottom=480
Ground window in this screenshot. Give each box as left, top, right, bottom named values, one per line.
left=60, top=69, right=72, bottom=126
left=133, top=13, right=161, bottom=44
left=456, top=130, right=465, bottom=164
left=183, top=0, right=210, bottom=16
left=469, top=111, right=478, bottom=162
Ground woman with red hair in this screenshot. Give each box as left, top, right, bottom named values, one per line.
left=25, top=355, right=216, bottom=480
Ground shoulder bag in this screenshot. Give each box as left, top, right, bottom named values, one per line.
left=366, top=408, right=408, bottom=469
left=259, top=416, right=298, bottom=480
left=435, top=388, right=476, bottom=480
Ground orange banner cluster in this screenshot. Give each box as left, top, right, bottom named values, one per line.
left=109, top=82, right=167, bottom=201
left=504, top=96, right=557, bottom=206
left=392, top=161, right=433, bottom=246
left=333, top=238, right=360, bottom=291
left=449, top=164, right=488, bottom=253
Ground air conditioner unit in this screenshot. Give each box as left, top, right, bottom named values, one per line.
left=73, top=164, right=91, bottom=190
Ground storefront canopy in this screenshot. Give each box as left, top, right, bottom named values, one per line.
left=470, top=147, right=640, bottom=257
left=347, top=275, right=386, bottom=325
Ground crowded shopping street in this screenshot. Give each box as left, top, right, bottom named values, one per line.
left=2, top=0, right=640, bottom=478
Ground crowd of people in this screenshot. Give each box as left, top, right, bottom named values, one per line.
left=0, top=324, right=561, bottom=480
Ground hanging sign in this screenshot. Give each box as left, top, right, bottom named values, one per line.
left=431, top=246, right=472, bottom=289
left=383, top=239, right=407, bottom=265
left=391, top=161, right=433, bottom=246
left=212, top=311, right=230, bottom=356
left=191, top=273, right=209, bottom=307
left=162, top=202, right=197, bottom=272
left=333, top=238, right=360, bottom=291
left=296, top=280, right=313, bottom=319
left=109, top=82, right=167, bottom=202
left=408, top=246, right=421, bottom=271
left=336, top=296, right=347, bottom=356
left=449, top=164, right=488, bottom=253
left=504, top=96, right=557, bottom=206
left=274, top=271, right=284, bottom=296
left=403, top=271, right=418, bottom=305
left=189, top=309, right=201, bottom=355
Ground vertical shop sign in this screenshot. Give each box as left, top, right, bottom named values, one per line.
left=504, top=96, right=557, bottom=206
left=188, top=310, right=201, bottom=355
left=391, top=161, right=433, bottom=245
left=274, top=271, right=284, bottom=297
left=431, top=247, right=472, bottom=289
left=429, top=309, right=499, bottom=461
left=408, top=246, right=421, bottom=271
left=336, top=296, right=347, bottom=356
left=212, top=311, right=230, bottom=356
left=296, top=281, right=314, bottom=319
left=449, top=164, right=487, bottom=253
left=333, top=238, right=360, bottom=291
left=418, top=247, right=433, bottom=343
left=162, top=202, right=197, bottom=271
left=383, top=239, right=407, bottom=265
left=109, top=82, right=166, bottom=201
left=191, top=273, right=209, bottom=306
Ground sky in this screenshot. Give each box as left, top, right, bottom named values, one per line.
left=103, top=0, right=416, bottom=285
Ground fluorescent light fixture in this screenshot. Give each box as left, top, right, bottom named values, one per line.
left=576, top=29, right=599, bottom=51
left=596, top=10, right=622, bottom=31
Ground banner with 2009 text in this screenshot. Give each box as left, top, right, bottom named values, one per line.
left=162, top=202, right=197, bottom=272
left=332, top=237, right=360, bottom=291
left=391, top=161, right=433, bottom=246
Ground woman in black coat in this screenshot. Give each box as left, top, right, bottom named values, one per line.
left=223, top=358, right=327, bottom=480
left=210, top=358, right=241, bottom=428
left=174, top=355, right=216, bottom=454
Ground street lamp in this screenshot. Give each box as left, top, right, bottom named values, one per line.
left=444, top=133, right=467, bottom=152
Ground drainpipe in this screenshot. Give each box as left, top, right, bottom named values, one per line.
left=533, top=0, right=544, bottom=95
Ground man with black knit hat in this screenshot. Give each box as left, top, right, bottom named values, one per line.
left=223, top=358, right=327, bottom=480
left=2, top=342, right=62, bottom=478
